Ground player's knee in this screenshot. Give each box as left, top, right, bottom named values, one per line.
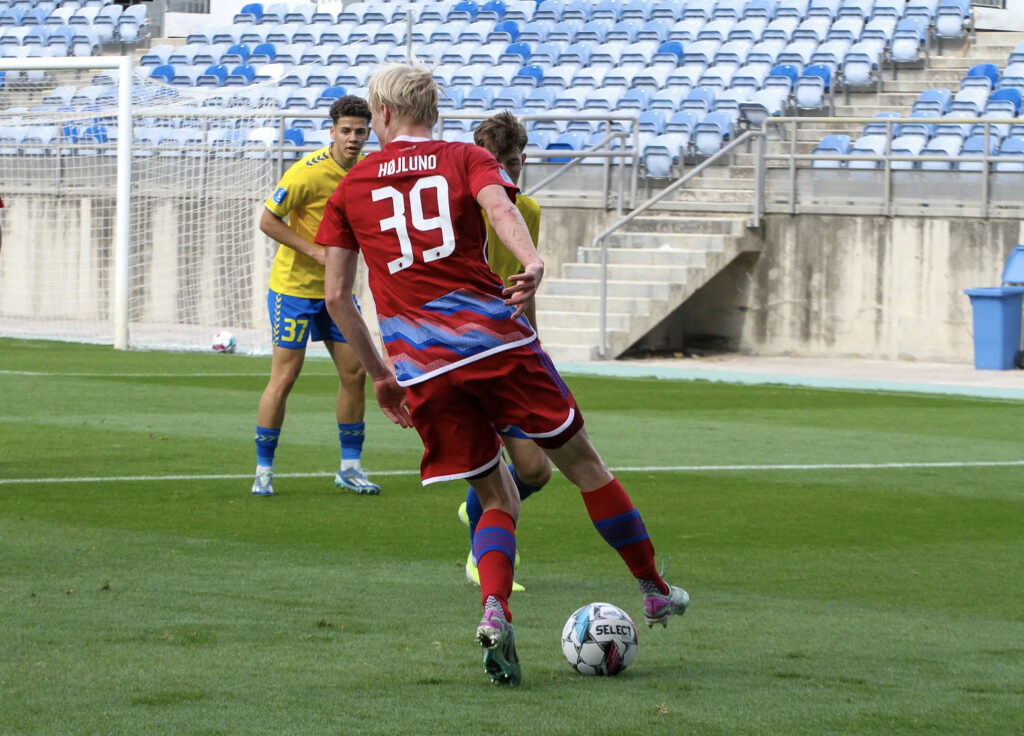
left=517, top=456, right=552, bottom=489
left=339, top=363, right=366, bottom=392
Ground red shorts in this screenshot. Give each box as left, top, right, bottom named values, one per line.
left=406, top=340, right=584, bottom=485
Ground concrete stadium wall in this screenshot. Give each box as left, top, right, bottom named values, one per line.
left=623, top=214, right=1024, bottom=364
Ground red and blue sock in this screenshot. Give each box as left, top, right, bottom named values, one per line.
left=582, top=478, right=668, bottom=594
left=472, top=509, right=517, bottom=621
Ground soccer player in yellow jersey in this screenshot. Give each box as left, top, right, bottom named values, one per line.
left=458, top=112, right=553, bottom=588
left=252, top=96, right=380, bottom=496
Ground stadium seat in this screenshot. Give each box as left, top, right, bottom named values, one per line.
left=765, top=63, right=801, bottom=92
left=913, top=88, right=952, bottom=116
left=994, top=136, right=1024, bottom=172
left=810, top=134, right=851, bottom=168
left=681, top=87, right=716, bottom=115
left=501, top=40, right=532, bottom=64
left=890, top=17, right=928, bottom=66
left=693, top=110, right=732, bottom=154
left=738, top=87, right=789, bottom=126
left=543, top=131, right=587, bottom=162
left=437, top=87, right=466, bottom=111
left=986, top=88, right=1023, bottom=116
left=149, top=64, right=174, bottom=83
left=233, top=3, right=263, bottom=24
left=847, top=134, right=886, bottom=169
left=794, top=64, right=832, bottom=112
left=950, top=87, right=989, bottom=116
left=919, top=137, right=962, bottom=171
left=996, top=63, right=1024, bottom=95
left=649, top=87, right=689, bottom=112
left=962, top=63, right=999, bottom=92
left=641, top=133, right=689, bottom=176
left=934, top=0, right=972, bottom=50
left=196, top=64, right=228, bottom=86
left=956, top=133, right=998, bottom=172
left=665, top=110, right=701, bottom=135
left=523, top=87, right=558, bottom=110
left=889, top=133, right=927, bottom=170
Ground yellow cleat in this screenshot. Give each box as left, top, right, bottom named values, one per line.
left=457, top=501, right=470, bottom=527
left=465, top=551, right=525, bottom=592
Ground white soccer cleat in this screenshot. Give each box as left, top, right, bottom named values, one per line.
left=251, top=468, right=274, bottom=496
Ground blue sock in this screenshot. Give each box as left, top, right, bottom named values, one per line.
left=255, top=426, right=280, bottom=467
left=465, top=486, right=484, bottom=542
left=467, top=464, right=546, bottom=545
left=509, top=464, right=545, bottom=503
left=338, top=422, right=365, bottom=465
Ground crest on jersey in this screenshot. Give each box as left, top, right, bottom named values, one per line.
left=272, top=187, right=287, bottom=204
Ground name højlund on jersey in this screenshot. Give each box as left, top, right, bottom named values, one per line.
left=378, top=154, right=438, bottom=177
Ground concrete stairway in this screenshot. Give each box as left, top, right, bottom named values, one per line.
left=536, top=214, right=757, bottom=361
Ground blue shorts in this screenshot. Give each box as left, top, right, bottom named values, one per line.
left=268, top=289, right=360, bottom=349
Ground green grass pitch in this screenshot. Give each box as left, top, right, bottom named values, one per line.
left=1, top=338, right=1022, bottom=735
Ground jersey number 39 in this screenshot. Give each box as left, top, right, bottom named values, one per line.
left=372, top=175, right=456, bottom=274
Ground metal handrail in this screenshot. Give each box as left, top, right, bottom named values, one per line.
left=755, top=115, right=1024, bottom=219
left=592, top=129, right=759, bottom=358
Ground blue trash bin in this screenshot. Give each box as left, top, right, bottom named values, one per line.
left=964, top=245, right=1024, bottom=370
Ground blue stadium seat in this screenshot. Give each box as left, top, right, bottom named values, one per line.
left=643, top=131, right=689, bottom=176
left=546, top=131, right=588, bottom=162
left=889, top=133, right=927, bottom=170
left=935, top=0, right=971, bottom=43
left=490, top=19, right=520, bottom=42
left=913, top=88, right=952, bottom=116
left=233, top=3, right=263, bottom=24
left=737, top=87, right=788, bottom=126
left=530, top=41, right=564, bottom=65
left=558, top=42, right=593, bottom=65
left=997, top=63, right=1024, bottom=95
left=890, top=17, right=928, bottom=65
left=681, top=87, right=716, bottom=115
left=962, top=63, right=999, bottom=91
left=501, top=41, right=532, bottom=64
left=994, top=136, right=1024, bottom=172
left=954, top=133, right=997, bottom=171
left=512, top=64, right=545, bottom=87
left=918, top=136, right=962, bottom=171
left=523, top=87, right=557, bottom=110
left=197, top=64, right=228, bottom=86
left=516, top=20, right=550, bottom=43
left=693, top=110, right=732, bottom=154
left=492, top=86, right=526, bottom=108
left=654, top=40, right=684, bottom=65
left=950, top=87, right=989, bottom=116
left=149, top=64, right=174, bottom=83
left=225, top=64, right=256, bottom=86
left=987, top=88, right=1023, bottom=116
left=794, top=64, right=832, bottom=111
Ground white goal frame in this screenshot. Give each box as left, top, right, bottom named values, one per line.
left=0, top=55, right=134, bottom=348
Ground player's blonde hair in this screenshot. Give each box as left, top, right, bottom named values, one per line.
left=367, top=62, right=438, bottom=128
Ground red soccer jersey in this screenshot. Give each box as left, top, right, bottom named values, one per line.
left=317, top=137, right=537, bottom=386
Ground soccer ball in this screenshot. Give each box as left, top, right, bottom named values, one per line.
left=211, top=330, right=236, bottom=354
left=561, top=602, right=638, bottom=676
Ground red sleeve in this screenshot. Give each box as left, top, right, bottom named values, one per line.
left=464, top=144, right=518, bottom=204
left=315, top=181, right=358, bottom=251
left=0, top=196, right=5, bottom=208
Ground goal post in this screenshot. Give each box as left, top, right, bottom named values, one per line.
left=0, top=55, right=311, bottom=355
left=0, top=55, right=133, bottom=348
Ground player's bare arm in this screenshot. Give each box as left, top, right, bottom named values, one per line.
left=260, top=209, right=326, bottom=266
left=324, top=246, right=413, bottom=428
left=476, top=184, right=544, bottom=319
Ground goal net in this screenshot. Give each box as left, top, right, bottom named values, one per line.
left=0, top=56, right=309, bottom=354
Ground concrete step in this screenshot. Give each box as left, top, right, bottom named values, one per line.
left=537, top=310, right=632, bottom=330
left=544, top=278, right=676, bottom=299
left=540, top=325, right=629, bottom=348
left=622, top=215, right=748, bottom=234
left=669, top=187, right=756, bottom=204
left=535, top=293, right=655, bottom=314
left=563, top=261, right=702, bottom=282
left=541, top=342, right=601, bottom=362
left=578, top=244, right=714, bottom=266
left=604, top=231, right=732, bottom=251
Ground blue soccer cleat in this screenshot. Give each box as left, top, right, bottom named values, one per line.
left=334, top=466, right=381, bottom=495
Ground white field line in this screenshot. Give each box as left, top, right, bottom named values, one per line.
left=2, top=460, right=1024, bottom=486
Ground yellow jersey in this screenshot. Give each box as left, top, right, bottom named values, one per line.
left=485, top=193, right=541, bottom=286
left=264, top=146, right=358, bottom=298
